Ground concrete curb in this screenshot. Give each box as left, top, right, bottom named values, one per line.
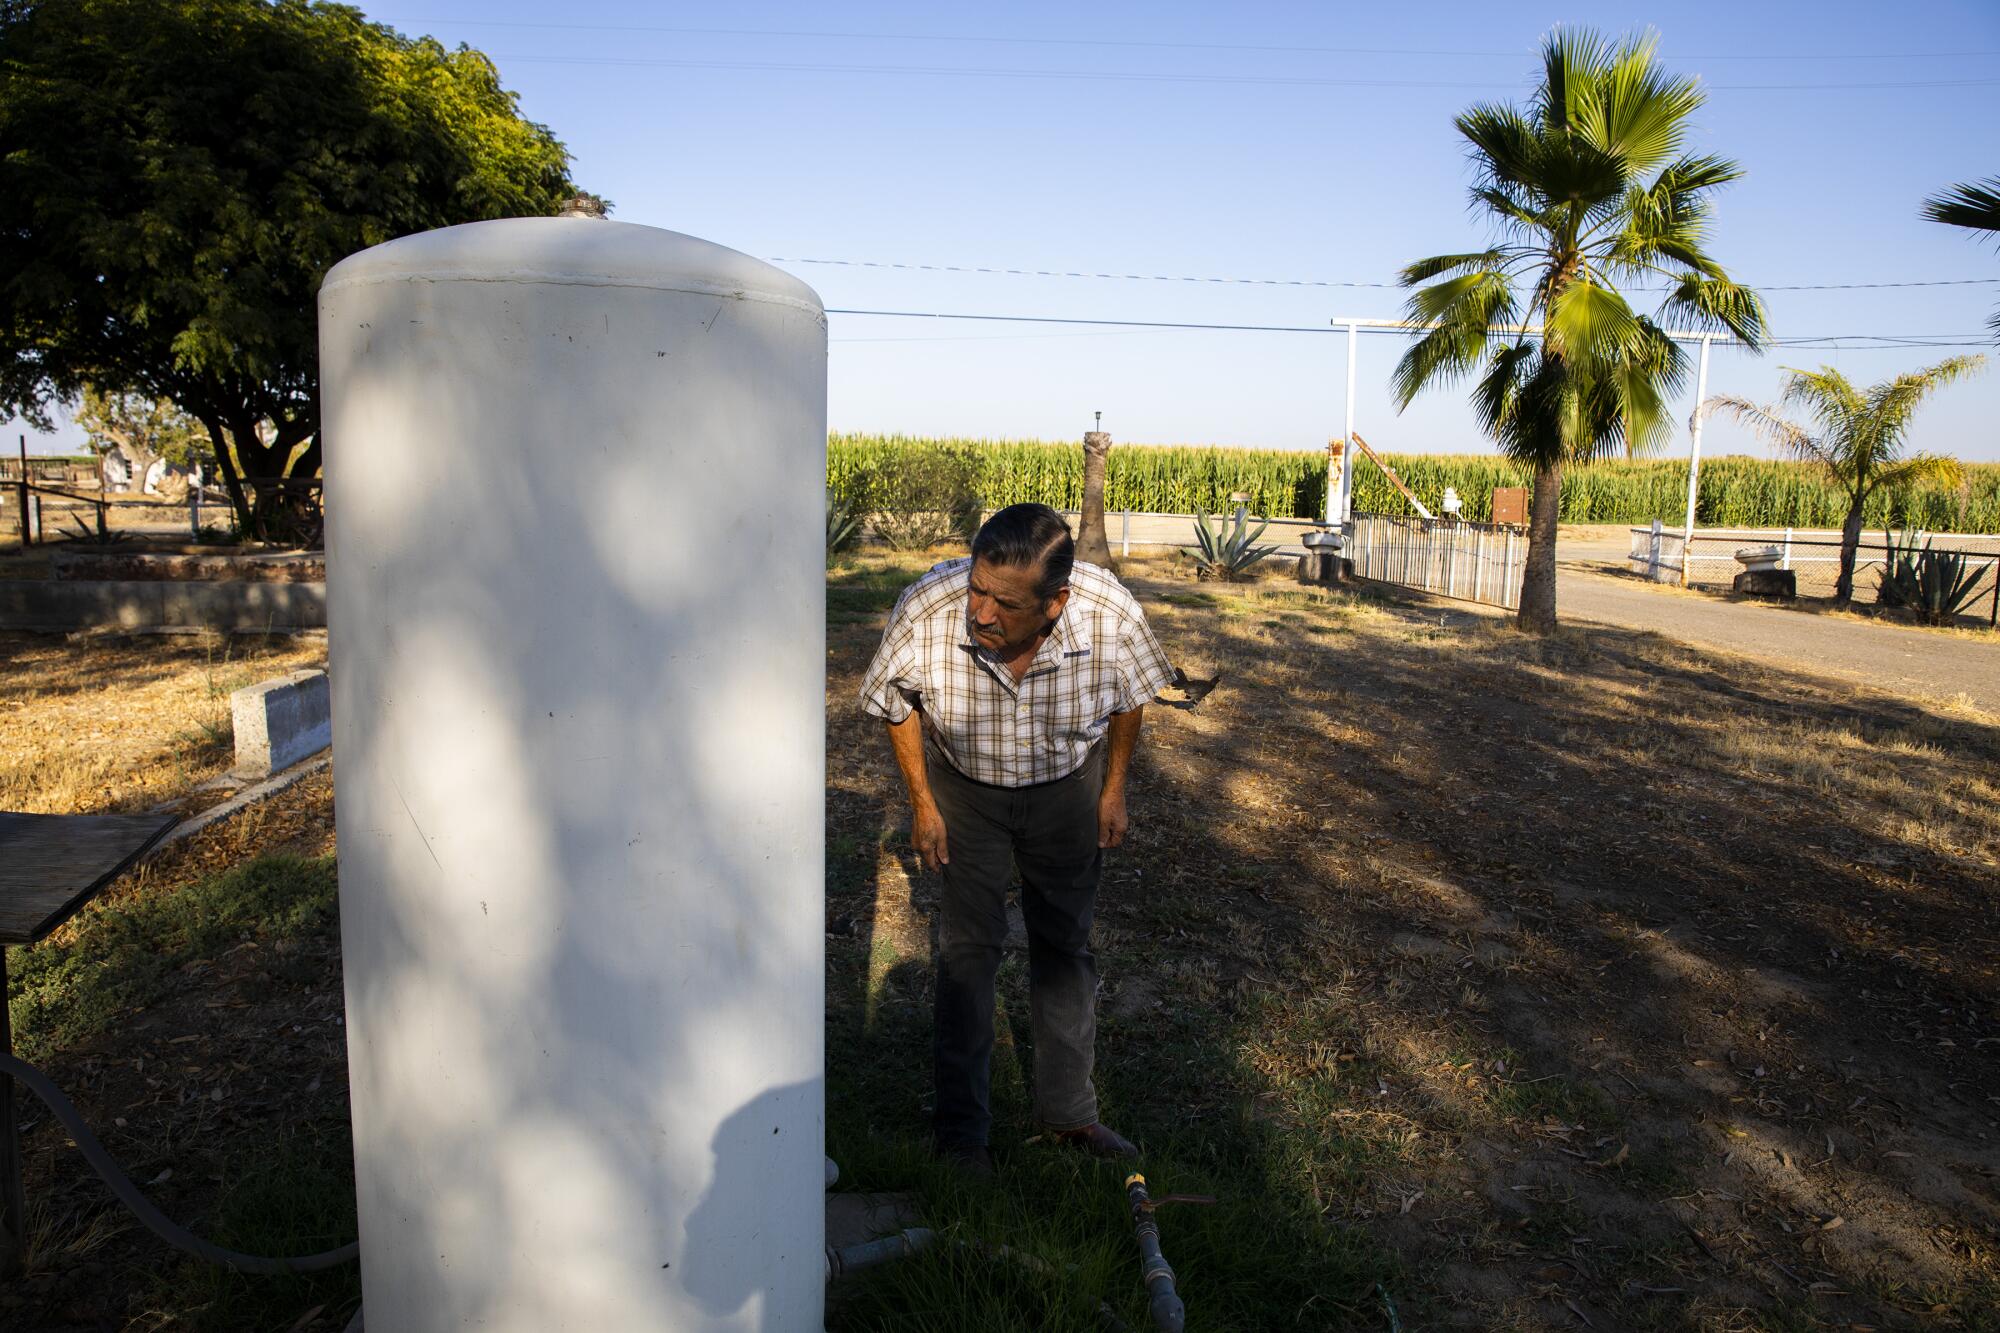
left=155, top=753, right=332, bottom=852
left=230, top=670, right=330, bottom=779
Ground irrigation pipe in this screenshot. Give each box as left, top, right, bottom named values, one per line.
left=0, top=1053, right=358, bottom=1274
left=1124, top=1173, right=1187, bottom=1333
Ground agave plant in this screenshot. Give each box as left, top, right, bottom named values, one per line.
left=1876, top=530, right=1991, bottom=624
left=825, top=487, right=864, bottom=557
left=62, top=513, right=130, bottom=546
left=1190, top=507, right=1278, bottom=581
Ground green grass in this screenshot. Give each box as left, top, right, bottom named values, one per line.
left=148, top=1119, right=361, bottom=1330
left=7, top=854, right=336, bottom=1064
left=825, top=914, right=1399, bottom=1331
left=828, top=558, right=927, bottom=624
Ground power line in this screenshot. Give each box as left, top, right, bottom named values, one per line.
left=415, top=18, right=2000, bottom=62
left=778, top=256, right=2000, bottom=293
left=822, top=306, right=1996, bottom=349
left=494, top=51, right=1999, bottom=93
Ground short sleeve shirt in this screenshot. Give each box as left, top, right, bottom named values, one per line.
left=857, top=559, right=1176, bottom=787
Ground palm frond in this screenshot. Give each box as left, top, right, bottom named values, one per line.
left=1585, top=32, right=1702, bottom=171
left=1922, top=178, right=2000, bottom=237
left=1866, top=354, right=1987, bottom=448
left=1544, top=279, right=1640, bottom=363
left=1539, top=27, right=1612, bottom=135
left=1468, top=186, right=1550, bottom=236
left=1871, top=452, right=1964, bottom=494
left=1470, top=341, right=1538, bottom=436
left=1399, top=251, right=1508, bottom=286
left=1456, top=104, right=1543, bottom=189
left=1777, top=365, right=1867, bottom=444
left=1659, top=273, right=1767, bottom=346
left=1392, top=322, right=1492, bottom=407
left=1406, top=270, right=1517, bottom=327
left=1707, top=394, right=1831, bottom=468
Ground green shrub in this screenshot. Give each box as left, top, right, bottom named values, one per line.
left=857, top=443, right=983, bottom=551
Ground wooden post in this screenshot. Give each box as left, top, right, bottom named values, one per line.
left=14, top=436, right=29, bottom=550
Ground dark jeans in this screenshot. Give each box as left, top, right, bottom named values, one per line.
left=928, top=744, right=1105, bottom=1149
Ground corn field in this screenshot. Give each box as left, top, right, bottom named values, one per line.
left=827, top=434, right=2000, bottom=532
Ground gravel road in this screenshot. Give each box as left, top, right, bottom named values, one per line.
left=1550, top=550, right=1997, bottom=713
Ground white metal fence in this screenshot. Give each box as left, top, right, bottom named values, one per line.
left=1350, top=512, right=1528, bottom=610
left=1629, top=522, right=2000, bottom=608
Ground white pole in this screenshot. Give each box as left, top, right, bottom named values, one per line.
left=1339, top=321, right=1358, bottom=526
left=1680, top=334, right=1715, bottom=588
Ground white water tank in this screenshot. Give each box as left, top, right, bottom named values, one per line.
left=319, top=218, right=826, bottom=1330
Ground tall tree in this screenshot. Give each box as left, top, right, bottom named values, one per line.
left=1712, top=357, right=1985, bottom=603
left=1922, top=177, right=2000, bottom=341
left=1391, top=28, right=1766, bottom=632
left=0, top=0, right=575, bottom=537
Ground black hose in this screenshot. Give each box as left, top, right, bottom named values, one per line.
left=0, top=1053, right=359, bottom=1274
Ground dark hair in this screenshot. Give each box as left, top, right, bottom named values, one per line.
left=971, top=503, right=1074, bottom=601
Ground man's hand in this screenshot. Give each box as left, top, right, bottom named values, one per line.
left=913, top=802, right=951, bottom=873
left=1097, top=786, right=1128, bottom=849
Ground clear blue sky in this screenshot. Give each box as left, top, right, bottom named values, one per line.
left=15, top=0, right=1999, bottom=461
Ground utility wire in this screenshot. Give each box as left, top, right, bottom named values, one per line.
left=414, top=18, right=2000, bottom=62
left=822, top=307, right=1996, bottom=349
left=779, top=257, right=2000, bottom=293
left=494, top=52, right=1998, bottom=93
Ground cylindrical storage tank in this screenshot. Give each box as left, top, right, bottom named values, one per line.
left=319, top=218, right=826, bottom=1330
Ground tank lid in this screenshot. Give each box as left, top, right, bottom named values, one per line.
left=321, top=217, right=823, bottom=317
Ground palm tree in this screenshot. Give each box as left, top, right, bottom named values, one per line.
left=1392, top=28, right=1766, bottom=632
left=1711, top=356, right=1985, bottom=602
left=1922, top=178, right=2000, bottom=340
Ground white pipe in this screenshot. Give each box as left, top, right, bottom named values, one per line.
left=1681, top=334, right=1715, bottom=587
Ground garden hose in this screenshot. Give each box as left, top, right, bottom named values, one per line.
left=1123, top=1173, right=1186, bottom=1333
left=0, top=1053, right=358, bottom=1274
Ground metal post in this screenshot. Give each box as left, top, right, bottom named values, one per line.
left=1680, top=334, right=1715, bottom=587
left=1120, top=508, right=1130, bottom=558
left=1505, top=528, right=1517, bottom=608
left=1338, top=321, right=1358, bottom=526
left=1781, top=526, right=1793, bottom=572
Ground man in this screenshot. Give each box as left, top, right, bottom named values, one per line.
left=858, top=503, right=1176, bottom=1177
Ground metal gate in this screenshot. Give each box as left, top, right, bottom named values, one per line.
left=1350, top=513, right=1527, bottom=610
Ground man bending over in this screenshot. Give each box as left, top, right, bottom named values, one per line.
left=857, top=503, right=1176, bottom=1177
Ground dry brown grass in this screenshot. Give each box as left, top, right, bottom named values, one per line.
left=0, top=630, right=326, bottom=815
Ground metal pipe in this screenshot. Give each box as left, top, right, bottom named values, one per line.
left=1124, top=1174, right=1186, bottom=1333
left=1681, top=334, right=1715, bottom=587
left=825, top=1227, right=935, bottom=1281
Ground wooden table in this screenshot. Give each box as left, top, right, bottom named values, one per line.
left=0, top=811, right=178, bottom=1274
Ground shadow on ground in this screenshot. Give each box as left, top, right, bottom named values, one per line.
left=823, top=553, right=2000, bottom=1331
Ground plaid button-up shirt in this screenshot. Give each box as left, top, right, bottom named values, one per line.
left=858, top=558, right=1177, bottom=788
